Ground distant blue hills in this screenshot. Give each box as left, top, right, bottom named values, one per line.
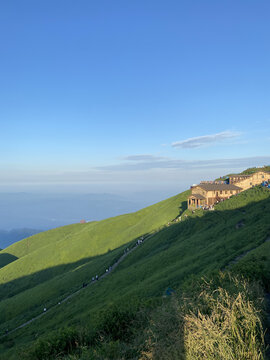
left=0, top=192, right=152, bottom=247
left=0, top=228, right=42, bottom=249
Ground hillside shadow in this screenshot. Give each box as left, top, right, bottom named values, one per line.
left=180, top=200, right=187, bottom=213
left=0, top=195, right=269, bottom=344
left=0, top=238, right=141, bottom=302
left=1, top=196, right=269, bottom=304
left=0, top=195, right=269, bottom=360
left=0, top=253, right=18, bottom=269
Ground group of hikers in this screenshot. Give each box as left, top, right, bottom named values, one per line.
left=90, top=265, right=113, bottom=283
left=84, top=237, right=147, bottom=288
left=136, top=236, right=144, bottom=245
left=3, top=235, right=149, bottom=336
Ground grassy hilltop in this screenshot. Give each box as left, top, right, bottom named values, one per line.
left=0, top=183, right=270, bottom=359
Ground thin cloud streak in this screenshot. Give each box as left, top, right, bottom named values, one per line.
left=0, top=156, right=269, bottom=185
left=122, top=155, right=168, bottom=162
left=96, top=155, right=270, bottom=172
left=172, top=131, right=241, bottom=149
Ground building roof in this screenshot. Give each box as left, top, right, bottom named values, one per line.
left=229, top=174, right=251, bottom=179
left=189, top=194, right=206, bottom=200
left=196, top=183, right=242, bottom=191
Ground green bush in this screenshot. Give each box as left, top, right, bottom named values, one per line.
left=21, top=327, right=83, bottom=360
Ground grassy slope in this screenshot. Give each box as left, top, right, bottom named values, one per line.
left=0, top=191, right=188, bottom=281
left=241, top=165, right=270, bottom=175
left=0, top=192, right=188, bottom=327
left=0, top=186, right=269, bottom=358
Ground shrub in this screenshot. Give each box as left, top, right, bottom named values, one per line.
left=96, top=299, right=146, bottom=342
left=20, top=327, right=83, bottom=360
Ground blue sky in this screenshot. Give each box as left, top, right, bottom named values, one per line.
left=0, top=0, right=270, bottom=198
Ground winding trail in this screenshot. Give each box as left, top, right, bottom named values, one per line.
left=3, top=225, right=269, bottom=339
left=225, top=236, right=270, bottom=269
left=1, top=231, right=159, bottom=338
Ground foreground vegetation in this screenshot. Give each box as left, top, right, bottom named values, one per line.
left=18, top=273, right=267, bottom=359
left=0, top=185, right=269, bottom=358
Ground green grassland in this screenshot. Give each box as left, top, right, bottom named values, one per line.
left=0, top=190, right=188, bottom=282
left=0, top=186, right=270, bottom=358
left=0, top=192, right=188, bottom=333
left=241, top=165, right=270, bottom=175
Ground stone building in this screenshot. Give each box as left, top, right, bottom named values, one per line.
left=188, top=170, right=270, bottom=210
left=188, top=183, right=241, bottom=209
left=228, top=171, right=270, bottom=190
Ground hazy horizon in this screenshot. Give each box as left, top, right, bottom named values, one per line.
left=0, top=161, right=268, bottom=235
left=0, top=1, right=269, bottom=240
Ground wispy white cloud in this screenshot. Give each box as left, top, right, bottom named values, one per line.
left=95, top=155, right=270, bottom=172
left=1, top=156, right=269, bottom=185
left=172, top=131, right=241, bottom=149
left=122, top=154, right=168, bottom=162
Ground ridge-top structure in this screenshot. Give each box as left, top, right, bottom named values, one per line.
left=188, top=170, right=270, bottom=210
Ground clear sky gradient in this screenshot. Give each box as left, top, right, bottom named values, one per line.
left=1, top=1, right=270, bottom=197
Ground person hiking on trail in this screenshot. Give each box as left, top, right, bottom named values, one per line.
left=92, top=277, right=95, bottom=281
left=106, top=268, right=108, bottom=272
left=43, top=307, right=47, bottom=312
left=96, top=275, right=98, bottom=280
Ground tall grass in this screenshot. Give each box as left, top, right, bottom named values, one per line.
left=142, top=274, right=266, bottom=360
left=184, top=282, right=265, bottom=359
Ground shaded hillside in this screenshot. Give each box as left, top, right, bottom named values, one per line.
left=0, top=191, right=188, bottom=325
left=0, top=186, right=269, bottom=359
left=0, top=253, right=18, bottom=269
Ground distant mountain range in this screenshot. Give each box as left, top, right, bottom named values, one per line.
left=0, top=192, right=150, bottom=232
left=0, top=228, right=42, bottom=249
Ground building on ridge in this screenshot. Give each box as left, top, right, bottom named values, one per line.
left=188, top=183, right=241, bottom=209
left=187, top=170, right=270, bottom=210
left=228, top=171, right=270, bottom=190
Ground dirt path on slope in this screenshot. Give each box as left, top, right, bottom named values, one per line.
left=1, top=231, right=158, bottom=337
left=225, top=236, right=270, bottom=269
